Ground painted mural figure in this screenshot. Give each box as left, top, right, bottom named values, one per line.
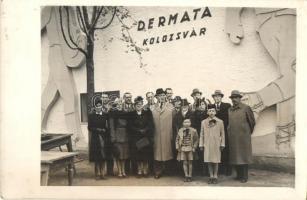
left=41, top=7, right=86, bottom=143
left=225, top=8, right=296, bottom=145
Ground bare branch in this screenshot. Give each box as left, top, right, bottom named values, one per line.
left=59, top=7, right=87, bottom=57
left=90, top=6, right=104, bottom=31
left=90, top=6, right=97, bottom=25
left=114, top=8, right=149, bottom=71
left=82, top=6, right=91, bottom=29
left=76, top=6, right=89, bottom=37
left=76, top=7, right=86, bottom=34
left=65, top=7, right=87, bottom=56
left=94, top=7, right=117, bottom=30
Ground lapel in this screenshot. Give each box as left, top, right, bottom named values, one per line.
left=154, top=103, right=161, bottom=113
left=160, top=102, right=168, bottom=114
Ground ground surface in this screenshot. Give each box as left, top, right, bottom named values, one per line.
left=47, top=159, right=295, bottom=187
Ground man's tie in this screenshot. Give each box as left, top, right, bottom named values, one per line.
left=216, top=104, right=220, bottom=111
left=160, top=103, right=164, bottom=109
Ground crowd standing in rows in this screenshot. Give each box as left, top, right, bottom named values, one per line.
left=88, top=88, right=256, bottom=184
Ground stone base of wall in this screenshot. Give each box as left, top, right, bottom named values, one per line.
left=251, top=155, right=295, bottom=174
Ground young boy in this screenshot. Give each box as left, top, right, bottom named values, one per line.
left=176, top=118, right=199, bottom=182
left=199, top=104, right=225, bottom=184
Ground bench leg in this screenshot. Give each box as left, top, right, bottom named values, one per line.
left=68, top=161, right=74, bottom=186
left=41, top=165, right=50, bottom=186
left=66, top=140, right=77, bottom=175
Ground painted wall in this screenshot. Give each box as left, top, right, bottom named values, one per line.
left=41, top=7, right=294, bottom=157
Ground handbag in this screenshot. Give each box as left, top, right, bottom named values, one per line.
left=135, top=137, right=150, bottom=150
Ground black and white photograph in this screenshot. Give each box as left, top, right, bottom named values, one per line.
left=1, top=0, right=307, bottom=199
left=41, top=5, right=296, bottom=187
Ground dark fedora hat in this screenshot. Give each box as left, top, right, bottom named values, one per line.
left=191, top=88, right=202, bottom=97
left=229, top=90, right=243, bottom=99
left=212, top=90, right=224, bottom=98
left=155, top=88, right=166, bottom=96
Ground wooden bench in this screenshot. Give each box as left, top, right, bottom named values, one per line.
left=41, top=151, right=79, bottom=186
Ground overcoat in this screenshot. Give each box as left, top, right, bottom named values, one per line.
left=88, top=112, right=110, bottom=162
left=173, top=109, right=194, bottom=134
left=215, top=102, right=231, bottom=163
left=199, top=117, right=225, bottom=163
left=109, top=110, right=131, bottom=159
left=152, top=102, right=175, bottom=161
left=128, top=110, right=154, bottom=161
left=192, top=110, right=208, bottom=134
left=228, top=103, right=256, bottom=164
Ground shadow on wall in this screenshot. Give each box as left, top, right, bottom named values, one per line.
left=252, top=105, right=295, bottom=157
left=251, top=106, right=295, bottom=173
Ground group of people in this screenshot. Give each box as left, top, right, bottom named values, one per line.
left=87, top=88, right=256, bottom=184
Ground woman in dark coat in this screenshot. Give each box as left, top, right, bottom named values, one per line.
left=109, top=99, right=131, bottom=178
left=88, top=99, right=109, bottom=180
left=192, top=98, right=208, bottom=133
left=128, top=96, right=154, bottom=177
left=191, top=98, right=208, bottom=175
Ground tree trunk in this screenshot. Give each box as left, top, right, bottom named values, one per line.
left=86, top=36, right=95, bottom=115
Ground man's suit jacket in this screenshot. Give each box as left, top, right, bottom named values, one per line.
left=215, top=102, right=231, bottom=131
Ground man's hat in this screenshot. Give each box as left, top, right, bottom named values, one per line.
left=155, top=88, right=166, bottom=96
left=191, top=88, right=202, bottom=97
left=229, top=90, right=243, bottom=99
left=134, top=96, right=144, bottom=104
left=181, top=98, right=190, bottom=107
left=207, top=104, right=216, bottom=110
left=212, top=90, right=224, bottom=98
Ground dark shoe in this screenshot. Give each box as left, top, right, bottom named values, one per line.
left=154, top=174, right=160, bottom=179
left=95, top=175, right=100, bottom=180
left=136, top=174, right=142, bottom=178
left=183, top=177, right=188, bottom=182
left=100, top=175, right=106, bottom=180
left=143, top=173, right=149, bottom=178
left=213, top=178, right=218, bottom=184
left=207, top=178, right=212, bottom=184
left=240, top=178, right=248, bottom=183
left=188, top=177, right=192, bottom=182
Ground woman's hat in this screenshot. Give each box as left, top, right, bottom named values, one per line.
left=155, top=88, right=166, bottom=96
left=229, top=90, right=243, bottom=99
left=94, top=98, right=102, bottom=106
left=181, top=98, right=190, bottom=107
left=207, top=104, right=216, bottom=110
left=212, top=90, right=224, bottom=98
left=191, top=88, right=202, bottom=97
left=134, top=96, right=144, bottom=104
left=173, top=96, right=182, bottom=103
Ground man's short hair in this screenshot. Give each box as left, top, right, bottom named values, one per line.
left=146, top=91, right=154, bottom=97
left=123, top=92, right=132, bottom=98
left=165, top=88, right=172, bottom=92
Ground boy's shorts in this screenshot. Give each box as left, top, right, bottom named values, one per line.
left=179, top=151, right=193, bottom=161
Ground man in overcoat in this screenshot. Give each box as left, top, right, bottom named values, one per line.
left=152, top=88, right=175, bottom=178
left=212, top=90, right=232, bottom=176
left=228, top=90, right=256, bottom=183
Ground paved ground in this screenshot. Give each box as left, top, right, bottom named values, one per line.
left=47, top=159, right=294, bottom=187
